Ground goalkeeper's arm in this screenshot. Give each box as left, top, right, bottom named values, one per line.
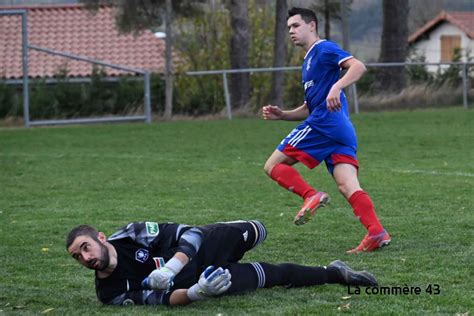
left=142, top=266, right=232, bottom=306
left=145, top=227, right=204, bottom=290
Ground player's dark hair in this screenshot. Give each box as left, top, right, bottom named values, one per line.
left=287, top=7, right=318, bottom=29
left=66, top=225, right=99, bottom=249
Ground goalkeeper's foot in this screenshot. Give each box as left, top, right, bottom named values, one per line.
left=328, top=260, right=378, bottom=286
left=294, top=192, right=330, bottom=226
left=346, top=230, right=391, bottom=254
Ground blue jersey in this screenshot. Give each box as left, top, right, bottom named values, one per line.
left=302, top=40, right=357, bottom=149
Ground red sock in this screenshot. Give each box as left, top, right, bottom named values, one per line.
left=270, top=164, right=316, bottom=199
left=349, top=190, right=384, bottom=235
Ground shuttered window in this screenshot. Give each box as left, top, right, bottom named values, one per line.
left=440, top=35, right=461, bottom=62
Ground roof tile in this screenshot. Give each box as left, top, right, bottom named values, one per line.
left=409, top=11, right=474, bottom=43
left=0, top=4, right=166, bottom=79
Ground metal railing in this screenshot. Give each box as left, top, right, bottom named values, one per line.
left=187, top=61, right=473, bottom=118
left=0, top=9, right=152, bottom=127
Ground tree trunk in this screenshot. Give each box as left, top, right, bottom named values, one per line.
left=376, top=0, right=409, bottom=92
left=229, top=0, right=250, bottom=109
left=324, top=0, right=330, bottom=39
left=340, top=0, right=350, bottom=51
left=270, top=0, right=287, bottom=107
left=163, top=0, right=174, bottom=119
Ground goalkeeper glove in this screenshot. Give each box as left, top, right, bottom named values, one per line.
left=142, top=267, right=175, bottom=291
left=187, top=266, right=232, bottom=301
left=142, top=257, right=185, bottom=291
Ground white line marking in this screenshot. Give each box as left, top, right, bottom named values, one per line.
left=374, top=168, right=474, bottom=178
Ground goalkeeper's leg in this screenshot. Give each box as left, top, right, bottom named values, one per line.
left=225, top=260, right=377, bottom=295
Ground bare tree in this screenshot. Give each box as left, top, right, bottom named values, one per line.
left=270, top=0, right=288, bottom=107
left=408, top=0, right=446, bottom=33
left=376, top=0, right=409, bottom=91
left=340, top=0, right=350, bottom=51
left=323, top=0, right=331, bottom=39
left=229, top=0, right=251, bottom=109
left=311, top=0, right=342, bottom=40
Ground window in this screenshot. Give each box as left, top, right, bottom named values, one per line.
left=440, top=35, right=461, bottom=62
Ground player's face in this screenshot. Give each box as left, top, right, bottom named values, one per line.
left=287, top=15, right=316, bottom=47
left=68, top=235, right=110, bottom=271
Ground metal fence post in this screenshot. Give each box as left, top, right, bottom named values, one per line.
left=222, top=72, right=232, bottom=120
left=462, top=63, right=468, bottom=109
left=20, top=11, right=30, bottom=127
left=352, top=84, right=359, bottom=114
left=144, top=71, right=152, bottom=123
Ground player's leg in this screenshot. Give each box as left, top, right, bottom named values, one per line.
left=221, top=220, right=268, bottom=262
left=264, top=150, right=315, bottom=200
left=197, top=220, right=267, bottom=266
left=327, top=155, right=390, bottom=253
left=224, top=260, right=377, bottom=295
left=265, top=123, right=330, bottom=225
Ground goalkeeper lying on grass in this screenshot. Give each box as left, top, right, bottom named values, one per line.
left=66, top=220, right=377, bottom=306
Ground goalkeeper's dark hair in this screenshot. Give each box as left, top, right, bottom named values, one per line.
left=66, top=225, right=100, bottom=249
left=287, top=7, right=318, bottom=30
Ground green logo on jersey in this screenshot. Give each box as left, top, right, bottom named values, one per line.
left=145, top=222, right=159, bottom=236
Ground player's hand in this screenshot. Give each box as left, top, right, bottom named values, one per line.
left=198, top=266, right=232, bottom=295
left=142, top=267, right=175, bottom=291
left=262, top=105, right=284, bottom=120
left=187, top=266, right=232, bottom=301
left=326, top=86, right=342, bottom=112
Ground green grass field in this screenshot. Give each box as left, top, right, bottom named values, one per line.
left=1, top=108, right=473, bottom=315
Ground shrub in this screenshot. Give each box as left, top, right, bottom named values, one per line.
left=2, top=64, right=165, bottom=120
left=0, top=82, right=20, bottom=117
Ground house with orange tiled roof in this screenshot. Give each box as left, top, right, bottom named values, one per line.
left=0, top=4, right=166, bottom=80
left=408, top=11, right=474, bottom=65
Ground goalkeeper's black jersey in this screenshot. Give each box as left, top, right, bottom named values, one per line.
left=95, top=221, right=204, bottom=305
left=95, top=220, right=262, bottom=306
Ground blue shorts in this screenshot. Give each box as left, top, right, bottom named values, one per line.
left=277, top=121, right=359, bottom=174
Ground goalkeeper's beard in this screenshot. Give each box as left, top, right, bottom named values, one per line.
left=89, top=243, right=110, bottom=271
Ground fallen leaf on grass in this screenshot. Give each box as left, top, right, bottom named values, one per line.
left=337, top=303, right=351, bottom=311
left=13, top=305, right=25, bottom=309
left=41, top=308, right=55, bottom=314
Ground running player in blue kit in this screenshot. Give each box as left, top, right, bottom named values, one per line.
left=262, top=7, right=390, bottom=253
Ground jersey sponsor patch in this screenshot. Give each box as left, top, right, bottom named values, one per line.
left=145, top=222, right=159, bottom=236
left=153, top=257, right=165, bottom=269
left=135, top=248, right=149, bottom=263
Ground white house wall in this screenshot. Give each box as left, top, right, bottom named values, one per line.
left=411, top=22, right=473, bottom=71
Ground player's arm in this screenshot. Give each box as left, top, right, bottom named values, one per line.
left=262, top=102, right=309, bottom=121
left=172, top=266, right=232, bottom=306
left=327, top=57, right=366, bottom=111
left=129, top=266, right=231, bottom=306
left=101, top=288, right=191, bottom=306
left=144, top=227, right=204, bottom=290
